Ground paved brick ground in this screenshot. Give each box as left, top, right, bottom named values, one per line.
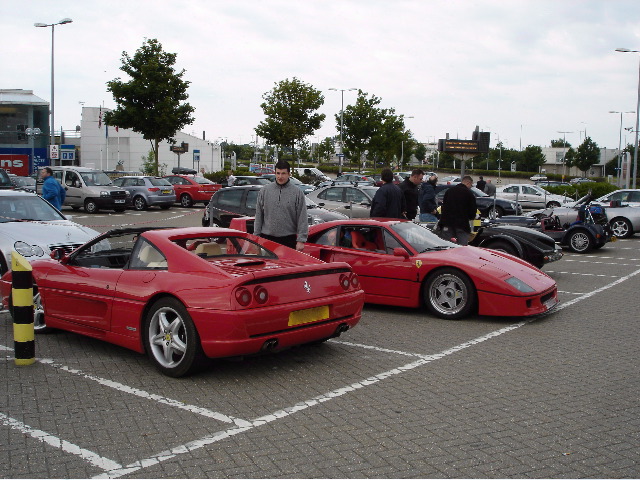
left=1, top=208, right=638, bottom=478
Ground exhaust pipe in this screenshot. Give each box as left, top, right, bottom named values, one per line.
left=331, top=323, right=350, bottom=338
left=260, top=338, right=279, bottom=352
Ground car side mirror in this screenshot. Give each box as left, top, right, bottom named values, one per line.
left=393, top=248, right=409, bottom=259
left=50, top=248, right=69, bottom=264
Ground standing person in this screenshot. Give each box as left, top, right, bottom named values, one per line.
left=254, top=160, right=308, bottom=251
left=437, top=175, right=477, bottom=245
left=399, top=169, right=424, bottom=220
left=484, top=178, right=496, bottom=196
left=476, top=175, right=486, bottom=192
left=226, top=170, right=236, bottom=187
left=40, top=167, right=66, bottom=210
left=419, top=174, right=439, bottom=222
left=370, top=168, right=406, bottom=219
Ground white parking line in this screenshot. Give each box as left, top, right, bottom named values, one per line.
left=0, top=412, right=122, bottom=471
left=329, top=340, right=423, bottom=357
left=557, top=291, right=586, bottom=295
left=545, top=271, right=620, bottom=278
left=563, top=259, right=640, bottom=267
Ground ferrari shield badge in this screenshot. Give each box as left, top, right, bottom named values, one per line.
left=415, top=260, right=422, bottom=269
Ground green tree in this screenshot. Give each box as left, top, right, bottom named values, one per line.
left=574, top=137, right=600, bottom=174
left=563, top=147, right=577, bottom=169
left=140, top=149, right=167, bottom=176
left=520, top=145, right=546, bottom=172
left=316, top=137, right=335, bottom=163
left=255, top=78, right=325, bottom=161
left=551, top=138, right=572, bottom=148
left=104, top=38, right=195, bottom=175
left=340, top=90, right=386, bottom=165
left=414, top=143, right=427, bottom=163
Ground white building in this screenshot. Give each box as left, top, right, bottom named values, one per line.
left=79, top=107, right=222, bottom=173
left=539, top=147, right=618, bottom=177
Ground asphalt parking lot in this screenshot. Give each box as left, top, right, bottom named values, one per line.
left=1, top=207, right=639, bottom=478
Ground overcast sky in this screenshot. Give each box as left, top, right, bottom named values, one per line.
left=3, top=0, right=640, bottom=151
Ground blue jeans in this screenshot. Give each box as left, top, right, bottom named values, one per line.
left=420, top=213, right=438, bottom=222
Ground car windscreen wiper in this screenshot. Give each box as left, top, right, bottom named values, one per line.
left=420, top=245, right=452, bottom=252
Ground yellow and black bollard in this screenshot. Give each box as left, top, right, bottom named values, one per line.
left=11, top=251, right=35, bottom=366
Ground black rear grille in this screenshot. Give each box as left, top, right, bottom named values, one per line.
left=111, top=190, right=128, bottom=200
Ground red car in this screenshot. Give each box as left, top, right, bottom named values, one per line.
left=1, top=227, right=364, bottom=377
left=163, top=175, right=221, bottom=207
left=303, top=219, right=558, bottom=320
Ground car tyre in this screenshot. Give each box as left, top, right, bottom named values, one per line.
left=610, top=218, right=633, bottom=238
left=546, top=201, right=561, bottom=208
left=84, top=199, right=99, bottom=214
left=180, top=194, right=193, bottom=208
left=486, top=240, right=518, bottom=257
left=423, top=268, right=477, bottom=320
left=133, top=196, right=147, bottom=211
left=487, top=206, right=504, bottom=219
left=144, top=297, right=203, bottom=377
left=568, top=230, right=593, bottom=253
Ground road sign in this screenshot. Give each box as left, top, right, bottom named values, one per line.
left=49, top=145, right=59, bottom=160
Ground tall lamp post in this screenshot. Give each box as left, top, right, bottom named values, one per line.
left=557, top=131, right=573, bottom=181
left=35, top=18, right=73, bottom=165
left=328, top=87, right=356, bottom=174
left=609, top=110, right=635, bottom=186
left=615, top=48, right=640, bottom=189
left=400, top=116, right=414, bottom=170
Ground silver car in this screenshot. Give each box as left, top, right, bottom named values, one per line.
left=496, top=183, right=573, bottom=209
left=306, top=184, right=378, bottom=218
left=113, top=176, right=176, bottom=211
left=0, top=190, right=99, bottom=275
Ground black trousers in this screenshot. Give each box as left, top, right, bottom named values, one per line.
left=260, top=233, right=297, bottom=249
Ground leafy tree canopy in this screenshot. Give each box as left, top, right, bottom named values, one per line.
left=551, top=138, right=572, bottom=148
left=574, top=137, right=600, bottom=173
left=104, top=38, right=195, bottom=175
left=255, top=78, right=325, bottom=159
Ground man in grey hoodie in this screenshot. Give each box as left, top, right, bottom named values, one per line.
left=254, top=160, right=308, bottom=250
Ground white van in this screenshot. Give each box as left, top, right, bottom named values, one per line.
left=293, top=167, right=330, bottom=183
left=38, top=166, right=132, bottom=213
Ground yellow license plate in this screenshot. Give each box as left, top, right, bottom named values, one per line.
left=162, top=190, right=172, bottom=194
left=288, top=305, right=330, bottom=326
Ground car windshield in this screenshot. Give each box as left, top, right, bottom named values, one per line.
left=14, top=177, right=36, bottom=187
left=470, top=187, right=488, bottom=197
left=360, top=186, right=378, bottom=199
left=149, top=178, right=172, bottom=186
left=0, top=194, right=66, bottom=222
left=390, top=222, right=456, bottom=252
left=252, top=177, right=271, bottom=185
left=289, top=177, right=302, bottom=185
left=305, top=196, right=319, bottom=208
left=80, top=171, right=113, bottom=186
left=193, top=177, right=214, bottom=184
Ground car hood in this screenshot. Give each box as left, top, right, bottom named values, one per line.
left=308, top=207, right=348, bottom=221
left=0, top=220, right=99, bottom=245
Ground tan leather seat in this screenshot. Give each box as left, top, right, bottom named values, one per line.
left=194, top=243, right=222, bottom=256
left=138, top=245, right=167, bottom=268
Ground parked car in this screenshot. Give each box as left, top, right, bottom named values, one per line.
left=569, top=177, right=596, bottom=184
left=530, top=174, right=548, bottom=181
left=229, top=175, right=272, bottom=187
left=440, top=175, right=461, bottom=185
left=594, top=188, right=640, bottom=207
left=317, top=173, right=376, bottom=188
left=306, top=184, right=378, bottom=218
left=171, top=166, right=197, bottom=175
left=260, top=174, right=315, bottom=194
left=370, top=173, right=403, bottom=187
left=302, top=219, right=558, bottom=319
left=10, top=175, right=36, bottom=192
left=112, top=176, right=176, bottom=210
left=163, top=174, right=221, bottom=207
left=293, top=167, right=330, bottom=183
left=0, top=168, right=13, bottom=190
left=0, top=226, right=365, bottom=376
left=37, top=166, right=131, bottom=213
left=434, top=184, right=522, bottom=218
left=202, top=185, right=347, bottom=228
left=495, top=183, right=572, bottom=209
left=0, top=190, right=99, bottom=275
left=535, top=181, right=572, bottom=188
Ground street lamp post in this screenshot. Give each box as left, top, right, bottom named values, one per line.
left=557, top=131, right=573, bottom=181
left=328, top=88, right=356, bottom=174
left=609, top=110, right=635, bottom=186
left=400, top=116, right=414, bottom=170
left=35, top=18, right=73, bottom=165
left=616, top=48, right=640, bottom=189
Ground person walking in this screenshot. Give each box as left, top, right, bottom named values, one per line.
left=254, top=160, right=308, bottom=251
left=419, top=174, right=439, bottom=222
left=40, top=167, right=66, bottom=210
left=437, top=175, right=477, bottom=245
left=370, top=168, right=406, bottom=219
left=399, top=169, right=424, bottom=220
left=476, top=175, right=486, bottom=192
left=484, top=179, right=496, bottom=196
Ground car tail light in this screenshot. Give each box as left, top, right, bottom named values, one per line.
left=339, top=274, right=351, bottom=290
left=254, top=286, right=268, bottom=304
left=148, top=188, right=160, bottom=192
left=235, top=287, right=252, bottom=306
left=350, top=273, right=359, bottom=288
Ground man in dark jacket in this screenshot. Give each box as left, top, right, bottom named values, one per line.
left=419, top=174, right=438, bottom=222
left=399, top=169, right=424, bottom=220
left=437, top=175, right=477, bottom=245
left=370, top=168, right=406, bottom=219
left=476, top=176, right=486, bottom=192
